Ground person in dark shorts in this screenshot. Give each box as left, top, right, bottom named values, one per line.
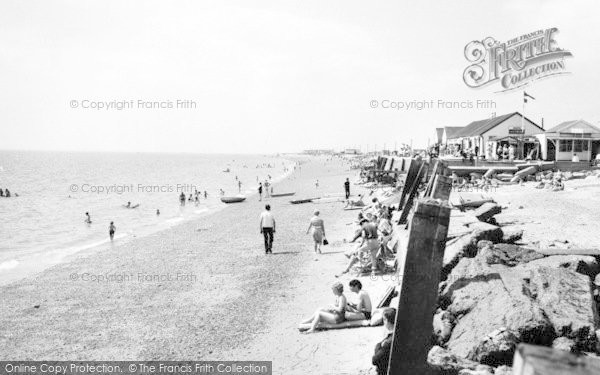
left=259, top=204, right=276, bottom=254
left=344, top=178, right=351, bottom=199
left=346, top=279, right=373, bottom=321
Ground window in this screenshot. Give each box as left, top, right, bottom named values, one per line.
left=572, top=140, right=589, bottom=152
left=559, top=139, right=572, bottom=152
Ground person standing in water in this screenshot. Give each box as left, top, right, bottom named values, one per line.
left=109, top=222, right=116, bottom=240
left=344, top=178, right=351, bottom=199
left=84, top=212, right=92, bottom=224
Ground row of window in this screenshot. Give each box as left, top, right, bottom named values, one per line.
left=558, top=139, right=589, bottom=152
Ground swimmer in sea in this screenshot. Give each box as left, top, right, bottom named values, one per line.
left=109, top=222, right=116, bottom=240
left=84, top=212, right=92, bottom=224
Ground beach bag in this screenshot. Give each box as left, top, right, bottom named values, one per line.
left=323, top=238, right=329, bottom=246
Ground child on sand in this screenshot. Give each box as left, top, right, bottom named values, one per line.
left=301, top=281, right=346, bottom=333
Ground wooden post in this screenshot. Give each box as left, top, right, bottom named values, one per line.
left=423, top=160, right=440, bottom=197
left=388, top=198, right=452, bottom=375
left=397, top=162, right=426, bottom=225
left=431, top=175, right=452, bottom=201
left=513, top=344, right=600, bottom=375
left=398, top=159, right=422, bottom=209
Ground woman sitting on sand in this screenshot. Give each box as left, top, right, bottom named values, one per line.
left=301, top=281, right=347, bottom=333
left=306, top=210, right=326, bottom=254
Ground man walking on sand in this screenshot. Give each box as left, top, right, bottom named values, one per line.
left=344, top=177, right=351, bottom=199
left=259, top=204, right=276, bottom=254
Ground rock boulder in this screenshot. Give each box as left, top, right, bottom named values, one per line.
left=526, top=266, right=598, bottom=351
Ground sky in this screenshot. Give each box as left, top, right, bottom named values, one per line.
left=1, top=0, right=599, bottom=154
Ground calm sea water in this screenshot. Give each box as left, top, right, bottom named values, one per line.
left=0, top=151, right=294, bottom=281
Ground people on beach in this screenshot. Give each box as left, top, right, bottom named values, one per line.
left=372, top=308, right=396, bottom=375
left=4, top=189, right=11, bottom=197
left=259, top=204, right=276, bottom=254
left=84, top=212, right=92, bottom=224
left=315, top=179, right=319, bottom=189
left=338, top=219, right=379, bottom=276
left=344, top=178, right=351, bottom=199
left=109, top=221, right=116, bottom=240
left=377, top=213, right=394, bottom=258
left=258, top=183, right=263, bottom=201
left=179, top=192, right=186, bottom=206
left=238, top=180, right=242, bottom=193
left=306, top=210, right=326, bottom=254
left=345, top=279, right=373, bottom=321
left=301, top=281, right=347, bottom=334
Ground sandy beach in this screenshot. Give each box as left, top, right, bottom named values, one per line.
left=3, top=155, right=600, bottom=374
left=0, top=156, right=387, bottom=373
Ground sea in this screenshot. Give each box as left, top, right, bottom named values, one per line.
left=0, top=150, right=295, bottom=284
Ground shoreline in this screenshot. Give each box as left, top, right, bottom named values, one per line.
left=0, top=155, right=365, bottom=363
left=0, top=156, right=298, bottom=287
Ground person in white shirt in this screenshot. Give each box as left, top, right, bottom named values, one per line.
left=259, top=204, right=276, bottom=254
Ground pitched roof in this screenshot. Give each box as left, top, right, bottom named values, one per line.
left=545, top=119, right=600, bottom=134
left=444, top=126, right=465, bottom=139
left=451, top=112, right=542, bottom=138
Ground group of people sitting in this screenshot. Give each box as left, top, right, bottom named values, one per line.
left=300, top=280, right=397, bottom=375
left=338, top=200, right=396, bottom=277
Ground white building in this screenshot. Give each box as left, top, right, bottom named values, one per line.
left=536, top=120, right=600, bottom=161
left=447, top=112, right=544, bottom=159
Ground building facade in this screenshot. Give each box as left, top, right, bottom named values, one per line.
left=535, top=120, right=600, bottom=161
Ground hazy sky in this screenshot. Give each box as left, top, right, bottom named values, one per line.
left=1, top=0, right=599, bottom=154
